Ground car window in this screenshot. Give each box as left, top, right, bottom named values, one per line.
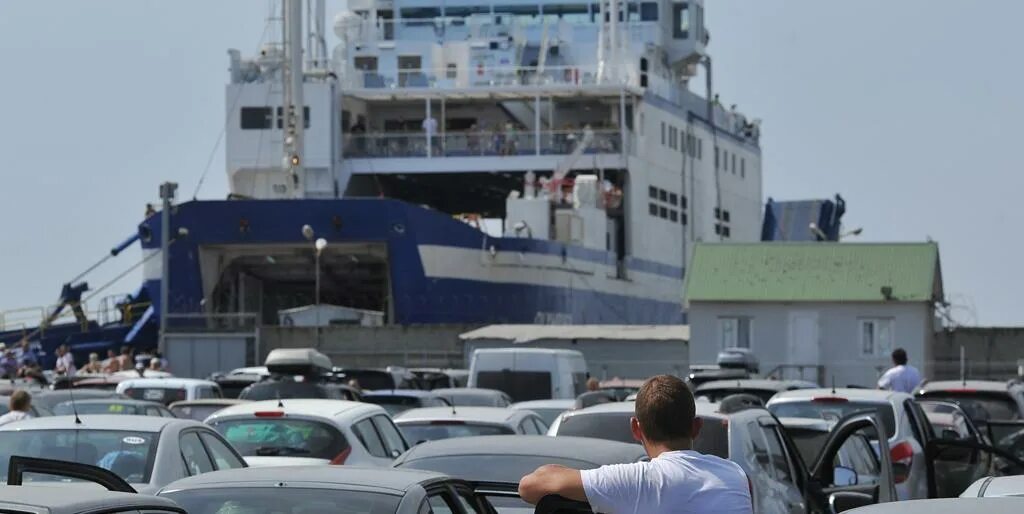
left=180, top=431, right=215, bottom=475
left=399, top=422, right=515, bottom=443
left=554, top=412, right=634, bottom=443
left=842, top=433, right=879, bottom=484
left=372, top=415, right=408, bottom=457
left=425, top=492, right=458, bottom=514
left=768, top=400, right=897, bottom=438
left=145, top=407, right=162, bottom=417
left=213, top=418, right=348, bottom=460
left=693, top=416, right=730, bottom=459
left=353, top=419, right=389, bottom=458
left=917, top=391, right=1021, bottom=422
left=454, top=487, right=487, bottom=514
left=763, top=426, right=796, bottom=485
left=199, top=432, right=246, bottom=470
left=0, top=429, right=158, bottom=484
left=744, top=422, right=774, bottom=480
left=531, top=416, right=549, bottom=434
left=518, top=418, right=537, bottom=435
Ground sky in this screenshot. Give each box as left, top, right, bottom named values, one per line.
left=0, top=0, right=1021, bottom=326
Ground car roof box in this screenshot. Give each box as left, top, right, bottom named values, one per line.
left=265, top=348, right=333, bottom=375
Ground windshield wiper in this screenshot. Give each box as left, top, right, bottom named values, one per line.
left=254, top=446, right=310, bottom=456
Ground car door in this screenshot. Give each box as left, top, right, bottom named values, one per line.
left=925, top=437, right=1024, bottom=497
left=806, top=412, right=896, bottom=512
left=758, top=416, right=806, bottom=514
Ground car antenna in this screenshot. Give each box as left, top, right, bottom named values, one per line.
left=67, top=377, right=82, bottom=425
left=277, top=393, right=284, bottom=408
left=830, top=376, right=836, bottom=395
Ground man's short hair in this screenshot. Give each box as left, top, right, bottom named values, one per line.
left=634, top=375, right=696, bottom=442
left=10, top=390, right=30, bottom=412
left=892, top=348, right=908, bottom=365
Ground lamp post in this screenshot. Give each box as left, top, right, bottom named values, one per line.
left=158, top=182, right=178, bottom=357
left=314, top=238, right=327, bottom=348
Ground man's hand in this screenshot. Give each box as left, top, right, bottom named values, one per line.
left=519, top=465, right=586, bottom=505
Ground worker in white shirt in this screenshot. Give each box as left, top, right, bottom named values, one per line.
left=55, top=344, right=77, bottom=377
left=519, top=375, right=752, bottom=514
left=878, top=348, right=923, bottom=393
left=0, top=390, right=33, bottom=427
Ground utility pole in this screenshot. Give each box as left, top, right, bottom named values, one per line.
left=158, top=182, right=178, bottom=357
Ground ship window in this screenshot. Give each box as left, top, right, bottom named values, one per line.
left=669, top=193, right=678, bottom=206
left=640, top=2, right=658, bottom=21
left=400, top=7, right=440, bottom=19
left=732, top=154, right=737, bottom=173
left=669, top=210, right=678, bottom=222
left=681, top=195, right=688, bottom=209
left=661, top=122, right=666, bottom=145
left=681, top=213, right=688, bottom=225
left=649, top=203, right=658, bottom=216
left=276, top=106, right=311, bottom=129
left=673, top=3, right=690, bottom=39
left=658, top=206, right=668, bottom=219
left=445, top=6, right=490, bottom=17
left=723, top=210, right=731, bottom=222
left=446, top=63, right=457, bottom=79
left=240, top=107, right=273, bottom=129
left=649, top=186, right=657, bottom=199
left=741, top=159, right=746, bottom=178
left=714, top=207, right=721, bottom=220
left=659, top=190, right=668, bottom=202
left=543, top=4, right=589, bottom=23
left=354, top=56, right=378, bottom=71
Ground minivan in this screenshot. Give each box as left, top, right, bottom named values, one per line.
left=468, top=348, right=587, bottom=402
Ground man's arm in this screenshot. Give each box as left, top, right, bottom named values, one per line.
left=519, top=465, right=586, bottom=505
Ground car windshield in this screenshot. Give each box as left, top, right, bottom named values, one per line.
left=918, top=391, right=1020, bottom=423
left=476, top=371, right=552, bottom=402
left=0, top=429, right=157, bottom=484
left=172, top=404, right=228, bottom=421
left=240, top=382, right=329, bottom=401
left=161, top=487, right=401, bottom=514
left=399, top=422, right=514, bottom=443
left=527, top=407, right=569, bottom=426
left=336, top=371, right=396, bottom=391
left=53, top=402, right=147, bottom=416
left=444, top=393, right=503, bottom=407
left=768, top=401, right=897, bottom=438
left=555, top=412, right=634, bottom=443
left=697, top=388, right=778, bottom=404
left=213, top=418, right=348, bottom=460
left=363, top=396, right=421, bottom=416
left=399, top=454, right=604, bottom=483
left=123, top=387, right=187, bottom=405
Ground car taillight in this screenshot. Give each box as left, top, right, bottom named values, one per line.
left=254, top=411, right=284, bottom=417
left=329, top=447, right=352, bottom=465
left=811, top=396, right=848, bottom=403
left=890, top=441, right=914, bottom=484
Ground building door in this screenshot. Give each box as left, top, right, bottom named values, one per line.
left=788, top=311, right=820, bottom=381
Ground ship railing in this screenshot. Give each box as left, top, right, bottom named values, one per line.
left=344, top=128, right=622, bottom=159
left=342, top=64, right=635, bottom=92
left=341, top=16, right=660, bottom=45
left=0, top=300, right=152, bottom=338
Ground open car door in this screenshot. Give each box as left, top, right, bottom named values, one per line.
left=926, top=435, right=1024, bottom=497
left=807, top=412, right=896, bottom=513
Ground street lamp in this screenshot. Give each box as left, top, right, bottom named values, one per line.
left=314, top=236, right=327, bottom=348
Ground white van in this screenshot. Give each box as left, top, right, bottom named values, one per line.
left=468, top=348, right=587, bottom=402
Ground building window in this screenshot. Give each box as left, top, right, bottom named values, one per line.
left=720, top=317, right=752, bottom=349
left=669, top=209, right=678, bottom=222
left=732, top=154, right=737, bottom=174
left=640, top=2, right=658, bottom=21
left=860, top=318, right=894, bottom=357
left=649, top=186, right=658, bottom=199
left=446, top=63, right=457, bottom=78
left=669, top=193, right=678, bottom=206
left=681, top=212, right=688, bottom=225
left=659, top=206, right=668, bottom=219
left=714, top=207, right=721, bottom=220
left=240, top=107, right=273, bottom=129
left=661, top=122, right=666, bottom=145
left=649, top=203, right=658, bottom=215
left=680, top=195, right=688, bottom=209
left=741, top=158, right=746, bottom=178
left=659, top=189, right=668, bottom=202
left=723, top=210, right=731, bottom=222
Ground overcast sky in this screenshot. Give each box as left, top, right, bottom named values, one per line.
left=0, top=1, right=1021, bottom=326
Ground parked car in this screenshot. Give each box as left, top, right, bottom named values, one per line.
left=468, top=348, right=587, bottom=401
left=432, top=387, right=512, bottom=407
left=52, top=398, right=175, bottom=417
left=362, top=390, right=451, bottom=416
left=695, top=378, right=818, bottom=404
left=238, top=380, right=361, bottom=402
left=778, top=417, right=883, bottom=487
left=511, top=399, right=575, bottom=426
left=916, top=380, right=1024, bottom=425
left=116, top=378, right=223, bottom=406
left=331, top=367, right=420, bottom=390
left=206, top=399, right=409, bottom=467
left=845, top=498, right=1024, bottom=513
left=962, top=475, right=1024, bottom=497
left=598, top=378, right=645, bottom=401
left=394, top=406, right=548, bottom=443
left=768, top=388, right=935, bottom=500
left=209, top=367, right=268, bottom=399
left=0, top=395, right=50, bottom=417
left=31, top=389, right=125, bottom=414
left=158, top=466, right=498, bottom=514
left=168, top=399, right=249, bottom=421
left=0, top=415, right=246, bottom=493
left=409, top=368, right=469, bottom=389
left=546, top=400, right=897, bottom=512
left=393, top=435, right=647, bottom=511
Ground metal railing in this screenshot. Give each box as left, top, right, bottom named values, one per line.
left=0, top=300, right=151, bottom=336
left=342, top=64, right=634, bottom=91
left=345, top=128, right=622, bottom=158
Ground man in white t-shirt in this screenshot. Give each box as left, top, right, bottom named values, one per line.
left=55, top=344, right=77, bottom=377
left=877, top=348, right=923, bottom=394
left=0, top=390, right=33, bottom=427
left=519, top=375, right=752, bottom=514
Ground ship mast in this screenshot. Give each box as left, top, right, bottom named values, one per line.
left=282, top=0, right=305, bottom=197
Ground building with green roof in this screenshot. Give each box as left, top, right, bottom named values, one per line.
left=685, top=242, right=943, bottom=388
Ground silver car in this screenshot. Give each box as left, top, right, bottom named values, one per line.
left=0, top=415, right=246, bottom=493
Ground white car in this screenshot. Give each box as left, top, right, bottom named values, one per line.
left=205, top=399, right=409, bottom=467
left=511, top=399, right=575, bottom=426
left=767, top=388, right=934, bottom=500
left=394, top=406, right=548, bottom=443
left=116, top=378, right=223, bottom=405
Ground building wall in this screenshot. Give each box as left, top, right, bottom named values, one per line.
left=463, top=338, right=688, bottom=380
left=932, top=326, right=1024, bottom=380
left=689, top=301, right=935, bottom=388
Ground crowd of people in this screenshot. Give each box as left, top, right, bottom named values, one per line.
left=0, top=341, right=168, bottom=381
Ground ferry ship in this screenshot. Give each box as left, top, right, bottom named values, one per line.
left=2, top=0, right=766, bottom=356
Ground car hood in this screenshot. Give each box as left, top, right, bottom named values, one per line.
left=243, top=456, right=330, bottom=467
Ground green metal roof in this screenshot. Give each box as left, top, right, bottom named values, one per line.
left=685, top=242, right=942, bottom=303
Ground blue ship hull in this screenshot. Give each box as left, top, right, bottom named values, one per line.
left=141, top=198, right=684, bottom=325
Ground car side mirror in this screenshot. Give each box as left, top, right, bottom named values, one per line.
left=833, top=465, right=858, bottom=486
left=940, top=429, right=961, bottom=440
left=829, top=491, right=874, bottom=513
